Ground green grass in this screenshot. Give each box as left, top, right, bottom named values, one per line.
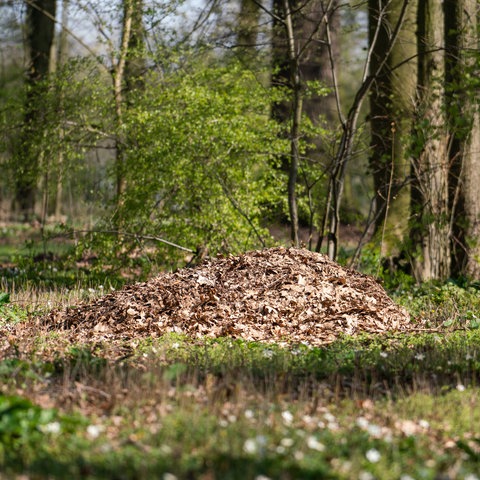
left=1, top=231, right=480, bottom=478
left=1, top=330, right=480, bottom=479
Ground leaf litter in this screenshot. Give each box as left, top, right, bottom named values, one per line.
left=2, top=247, right=416, bottom=359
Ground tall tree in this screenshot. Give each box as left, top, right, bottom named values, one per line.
left=410, top=0, right=450, bottom=281
left=15, top=0, right=56, bottom=220
left=322, top=0, right=411, bottom=259
left=446, top=0, right=480, bottom=279
left=271, top=0, right=338, bottom=246
left=368, top=0, right=417, bottom=257
left=112, top=0, right=145, bottom=218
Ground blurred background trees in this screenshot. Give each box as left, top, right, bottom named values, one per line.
left=0, top=0, right=478, bottom=281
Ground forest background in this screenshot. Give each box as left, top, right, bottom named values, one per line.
left=0, top=0, right=479, bottom=285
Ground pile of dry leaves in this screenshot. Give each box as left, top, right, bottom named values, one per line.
left=35, top=247, right=412, bottom=349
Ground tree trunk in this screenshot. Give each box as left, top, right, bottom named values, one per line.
left=368, top=0, right=417, bottom=256
left=411, top=0, right=450, bottom=281
left=446, top=0, right=480, bottom=279
left=237, top=0, right=261, bottom=60
left=113, top=0, right=145, bottom=214
left=271, top=0, right=338, bottom=246
left=322, top=0, right=411, bottom=260
left=15, top=0, right=56, bottom=220
left=53, top=0, right=69, bottom=220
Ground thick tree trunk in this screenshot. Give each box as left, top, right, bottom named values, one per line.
left=411, top=0, right=450, bottom=281
left=368, top=0, right=417, bottom=256
left=446, top=0, right=480, bottom=279
left=15, top=0, right=56, bottom=220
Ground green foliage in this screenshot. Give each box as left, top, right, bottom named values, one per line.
left=0, top=292, right=28, bottom=325
left=83, top=55, right=287, bottom=271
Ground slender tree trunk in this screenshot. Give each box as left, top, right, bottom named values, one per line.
left=112, top=0, right=135, bottom=209
left=15, top=0, right=56, bottom=220
left=446, top=0, right=480, bottom=279
left=53, top=0, right=69, bottom=219
left=323, top=0, right=411, bottom=259
left=271, top=0, right=337, bottom=246
left=112, top=0, right=145, bottom=224
left=411, top=0, right=450, bottom=281
left=368, top=0, right=417, bottom=256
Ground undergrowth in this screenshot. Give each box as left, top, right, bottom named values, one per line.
left=1, top=240, right=480, bottom=478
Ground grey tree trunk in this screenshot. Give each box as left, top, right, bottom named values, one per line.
left=368, top=0, right=417, bottom=257
left=446, top=0, right=480, bottom=279
left=411, top=0, right=450, bottom=281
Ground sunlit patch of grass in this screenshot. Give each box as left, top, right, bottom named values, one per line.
left=3, top=252, right=480, bottom=477
left=1, top=385, right=479, bottom=479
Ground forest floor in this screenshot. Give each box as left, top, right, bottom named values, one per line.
left=1, top=236, right=480, bottom=479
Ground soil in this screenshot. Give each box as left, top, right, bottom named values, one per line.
left=14, top=246, right=413, bottom=353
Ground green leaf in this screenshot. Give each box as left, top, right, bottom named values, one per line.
left=0, top=292, right=10, bottom=306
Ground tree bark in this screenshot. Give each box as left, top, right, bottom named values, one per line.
left=323, top=0, right=411, bottom=259
left=112, top=0, right=145, bottom=217
left=411, top=0, right=450, bottom=281
left=271, top=0, right=337, bottom=246
left=368, top=0, right=417, bottom=256
left=15, top=0, right=56, bottom=220
left=446, top=0, right=480, bottom=279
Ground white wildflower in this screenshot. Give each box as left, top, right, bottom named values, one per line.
left=244, top=409, right=254, bottom=420
left=282, top=410, right=294, bottom=426
left=243, top=436, right=266, bottom=455
left=414, top=353, right=425, bottom=361
left=306, top=436, right=325, bottom=452
left=243, top=438, right=258, bottom=454
left=366, top=448, right=381, bottom=463
left=456, top=384, right=466, bottom=392
left=40, top=421, right=61, bottom=434
left=380, top=351, right=388, bottom=358
left=255, top=475, right=272, bottom=480
left=280, top=437, right=294, bottom=448
left=324, top=412, right=336, bottom=423
left=367, top=423, right=382, bottom=438
left=418, top=419, right=430, bottom=429
left=356, top=417, right=370, bottom=429
left=87, top=424, right=104, bottom=439
left=359, top=472, right=375, bottom=480
left=163, top=474, right=178, bottom=480
left=294, top=450, right=304, bottom=461
left=465, top=474, right=480, bottom=480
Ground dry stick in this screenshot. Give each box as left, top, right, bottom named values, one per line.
left=377, top=121, right=396, bottom=279
left=214, top=173, right=267, bottom=248
left=67, top=230, right=195, bottom=254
